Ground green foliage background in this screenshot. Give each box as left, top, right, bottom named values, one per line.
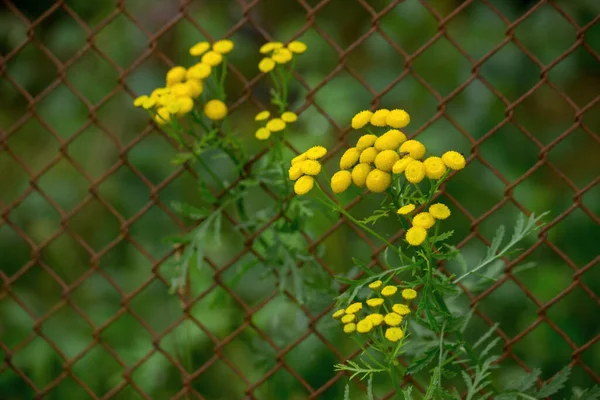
left=1, top=0, right=599, bottom=399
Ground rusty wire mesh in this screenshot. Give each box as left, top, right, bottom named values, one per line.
left=1, top=0, right=599, bottom=398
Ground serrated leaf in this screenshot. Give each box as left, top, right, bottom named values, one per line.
left=430, top=230, right=454, bottom=243
left=536, top=366, right=570, bottom=397
left=503, top=368, right=541, bottom=393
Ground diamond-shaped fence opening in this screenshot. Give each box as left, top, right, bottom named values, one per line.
left=1, top=0, right=599, bottom=398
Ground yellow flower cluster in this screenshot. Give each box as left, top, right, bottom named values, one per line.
left=332, top=283, right=417, bottom=342
left=254, top=110, right=298, bottom=140
left=398, top=202, right=451, bottom=246
left=133, top=40, right=234, bottom=124
left=351, top=109, right=410, bottom=130
left=288, top=146, right=327, bottom=195
left=258, top=40, right=307, bottom=72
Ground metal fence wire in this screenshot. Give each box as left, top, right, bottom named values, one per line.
left=1, top=0, right=599, bottom=399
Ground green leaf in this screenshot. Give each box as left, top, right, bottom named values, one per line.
left=344, top=384, right=350, bottom=400
left=430, top=230, right=454, bottom=243
left=402, top=386, right=414, bottom=400
left=503, top=368, right=541, bottom=393
left=536, top=366, right=570, bottom=398
left=171, top=201, right=210, bottom=220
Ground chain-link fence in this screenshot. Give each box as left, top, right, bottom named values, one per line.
left=1, top=0, right=599, bottom=398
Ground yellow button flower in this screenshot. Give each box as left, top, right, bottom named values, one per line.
left=402, top=289, right=417, bottom=300
left=165, top=102, right=180, bottom=114
left=332, top=309, right=345, bottom=319
left=288, top=163, right=303, bottom=180
left=356, top=318, right=374, bottom=333
left=151, top=87, right=170, bottom=97
left=442, top=150, right=466, bottom=170
left=374, top=149, right=400, bottom=172
left=259, top=41, right=283, bottom=54
left=392, top=156, right=414, bottom=174
left=157, top=93, right=177, bottom=107
left=266, top=118, right=286, bottom=132
left=204, top=99, right=228, bottom=120
left=186, top=79, right=203, bottom=98
left=385, top=327, right=404, bottom=342
left=355, top=133, right=377, bottom=151
left=190, top=41, right=210, bottom=56
left=291, top=153, right=308, bottom=164
left=366, top=298, right=384, bottom=307
left=294, top=175, right=314, bottom=195
left=370, top=109, right=390, bottom=127
left=392, top=304, right=411, bottom=315
left=212, top=39, right=234, bottom=54
left=385, top=109, right=410, bottom=129
left=374, top=129, right=407, bottom=151
left=404, top=160, right=426, bottom=184
left=187, top=63, right=212, bottom=80
left=344, top=323, right=356, bottom=333
left=365, top=169, right=391, bottom=193
left=258, top=57, right=276, bottom=73
left=345, top=302, right=362, bottom=314
left=201, top=51, right=223, bottom=67
left=256, top=127, right=271, bottom=141
left=281, top=111, right=298, bottom=122
left=359, top=147, right=379, bottom=164
left=301, top=160, right=322, bottom=176
left=384, top=312, right=403, bottom=326
left=175, top=96, right=194, bottom=116
left=381, top=285, right=398, bottom=297
left=142, top=97, right=156, bottom=109
left=397, top=204, right=415, bottom=215
left=134, top=95, right=148, bottom=107
left=287, top=40, right=307, bottom=54
left=351, top=163, right=372, bottom=188
left=366, top=313, right=384, bottom=326
left=154, top=107, right=171, bottom=125
left=272, top=48, right=293, bottom=64
left=412, top=212, right=435, bottom=229
left=429, top=203, right=451, bottom=220
left=351, top=110, right=373, bottom=129
left=171, top=83, right=193, bottom=98
left=424, top=156, right=447, bottom=179
left=368, top=280, right=382, bottom=290
left=341, top=314, right=355, bottom=323
left=305, top=146, right=327, bottom=160
left=255, top=110, right=270, bottom=121
left=399, top=139, right=426, bottom=160
left=406, top=226, right=427, bottom=246
left=166, top=66, right=187, bottom=86
left=340, top=147, right=360, bottom=170
left=331, top=170, right=352, bottom=194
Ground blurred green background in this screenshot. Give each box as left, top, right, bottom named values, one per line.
left=1, top=0, right=599, bottom=399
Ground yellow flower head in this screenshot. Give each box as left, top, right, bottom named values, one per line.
left=429, top=203, right=451, bottom=220
left=343, top=323, right=356, bottom=333
left=368, top=280, right=382, bottom=290
left=442, top=150, right=466, bottom=170
left=392, top=304, right=411, bottom=315
left=424, top=156, right=447, bottom=179
left=366, top=313, right=384, bottom=326
left=365, top=169, right=391, bottom=193
left=142, top=97, right=156, bottom=110
left=201, top=51, right=223, bottom=67
left=204, top=99, right=228, bottom=120
left=332, top=309, right=346, bottom=319
left=385, top=109, right=410, bottom=129
left=331, top=170, right=352, bottom=194
left=288, top=40, right=307, bottom=54
left=166, top=66, right=187, bottom=86
left=351, top=110, right=373, bottom=130
left=134, top=95, right=148, bottom=107
left=301, top=160, right=322, bottom=176
left=288, top=163, right=303, bottom=180
left=341, top=314, right=355, bottom=323
left=340, top=148, right=360, bottom=170
left=259, top=41, right=284, bottom=54
left=356, top=318, right=374, bottom=333
left=154, top=107, right=171, bottom=125
left=190, top=41, right=210, bottom=56
left=370, top=109, right=390, bottom=127
left=157, top=93, right=177, bottom=107
left=374, top=129, right=407, bottom=151
left=151, top=87, right=170, bottom=97
left=166, top=102, right=180, bottom=114
left=186, top=79, right=204, bottom=98
left=266, top=118, right=286, bottom=132
left=294, top=175, right=314, bottom=195
left=404, top=160, right=426, bottom=184
left=351, top=163, right=372, bottom=188
left=258, top=57, right=276, bottom=73
left=291, top=153, right=308, bottom=165
left=359, top=147, right=379, bottom=164
left=392, top=156, right=414, bottom=174
left=171, top=83, right=193, bottom=98
left=385, top=327, right=404, bottom=342
left=399, top=140, right=426, bottom=160
left=412, top=212, right=435, bottom=229
left=281, top=111, right=298, bottom=123
left=187, top=63, right=212, bottom=80
left=255, top=110, right=270, bottom=121
left=374, top=150, right=400, bottom=172
left=397, top=204, right=415, bottom=215
left=406, top=226, right=427, bottom=246
left=272, top=48, right=293, bottom=64
left=305, top=146, right=327, bottom=160
left=256, top=127, right=271, bottom=141
left=366, top=298, right=384, bottom=307
left=381, top=285, right=398, bottom=297
left=384, top=312, right=403, bottom=326
left=345, top=302, right=362, bottom=314
left=355, top=134, right=377, bottom=151
left=212, top=39, right=234, bottom=54
left=175, top=96, right=194, bottom=116
left=402, top=288, right=417, bottom=300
